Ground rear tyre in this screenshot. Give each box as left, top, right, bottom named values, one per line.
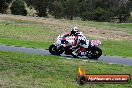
left=49, top=44, right=57, bottom=55
left=87, top=46, right=102, bottom=60
left=57, top=46, right=64, bottom=55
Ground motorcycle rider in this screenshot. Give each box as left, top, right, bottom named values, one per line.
left=72, top=32, right=87, bottom=57
left=62, top=27, right=79, bottom=38
left=70, top=27, right=79, bottom=36
left=61, top=27, right=79, bottom=44
left=55, top=26, right=88, bottom=56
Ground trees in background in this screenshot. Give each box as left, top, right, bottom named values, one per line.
left=48, top=0, right=64, bottom=18
left=0, top=0, right=12, bottom=13
left=117, top=1, right=130, bottom=23
left=34, top=0, right=49, bottom=17
left=63, top=0, right=79, bottom=20
left=79, top=0, right=96, bottom=21
left=10, top=0, right=27, bottom=16
left=48, top=0, right=79, bottom=20
left=0, top=0, right=131, bottom=22
left=24, top=0, right=49, bottom=17
left=80, top=0, right=130, bottom=22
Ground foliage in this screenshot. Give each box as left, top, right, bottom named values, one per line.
left=0, top=0, right=12, bottom=13
left=81, top=11, right=95, bottom=21
left=10, top=0, right=27, bottom=16
left=25, top=0, right=49, bottom=17
left=48, top=0, right=64, bottom=18
left=63, top=0, right=79, bottom=20
left=1, top=0, right=132, bottom=22
left=116, top=1, right=131, bottom=23
left=94, top=8, right=113, bottom=22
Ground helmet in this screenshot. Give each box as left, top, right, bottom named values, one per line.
left=70, top=27, right=79, bottom=36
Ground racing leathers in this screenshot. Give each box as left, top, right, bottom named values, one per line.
left=72, top=32, right=87, bottom=57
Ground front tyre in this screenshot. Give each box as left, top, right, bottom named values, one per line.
left=87, top=46, right=102, bottom=60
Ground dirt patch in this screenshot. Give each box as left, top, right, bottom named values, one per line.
left=0, top=14, right=131, bottom=41
left=81, top=27, right=132, bottom=41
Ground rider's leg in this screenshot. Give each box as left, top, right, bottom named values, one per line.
left=72, top=46, right=80, bottom=56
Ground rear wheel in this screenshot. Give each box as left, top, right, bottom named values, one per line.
left=87, top=46, right=102, bottom=60
left=57, top=46, right=64, bottom=55
left=49, top=44, right=57, bottom=55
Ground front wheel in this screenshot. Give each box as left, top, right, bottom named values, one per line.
left=87, top=46, right=102, bottom=60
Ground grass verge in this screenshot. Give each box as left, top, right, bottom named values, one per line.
left=0, top=17, right=131, bottom=57
left=0, top=51, right=132, bottom=88
left=0, top=38, right=51, bottom=49
left=72, top=20, right=132, bottom=34
left=0, top=37, right=131, bottom=58
left=101, top=40, right=132, bottom=58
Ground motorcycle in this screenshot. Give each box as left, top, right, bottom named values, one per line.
left=49, top=33, right=102, bottom=60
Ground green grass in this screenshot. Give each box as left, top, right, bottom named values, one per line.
left=0, top=17, right=132, bottom=57
left=71, top=20, right=132, bottom=34
left=0, top=51, right=132, bottom=88
left=0, top=21, right=58, bottom=41
left=101, top=40, right=132, bottom=58
left=0, top=20, right=57, bottom=48
left=0, top=38, right=51, bottom=49
left=0, top=37, right=131, bottom=57
left=0, top=18, right=35, bottom=24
